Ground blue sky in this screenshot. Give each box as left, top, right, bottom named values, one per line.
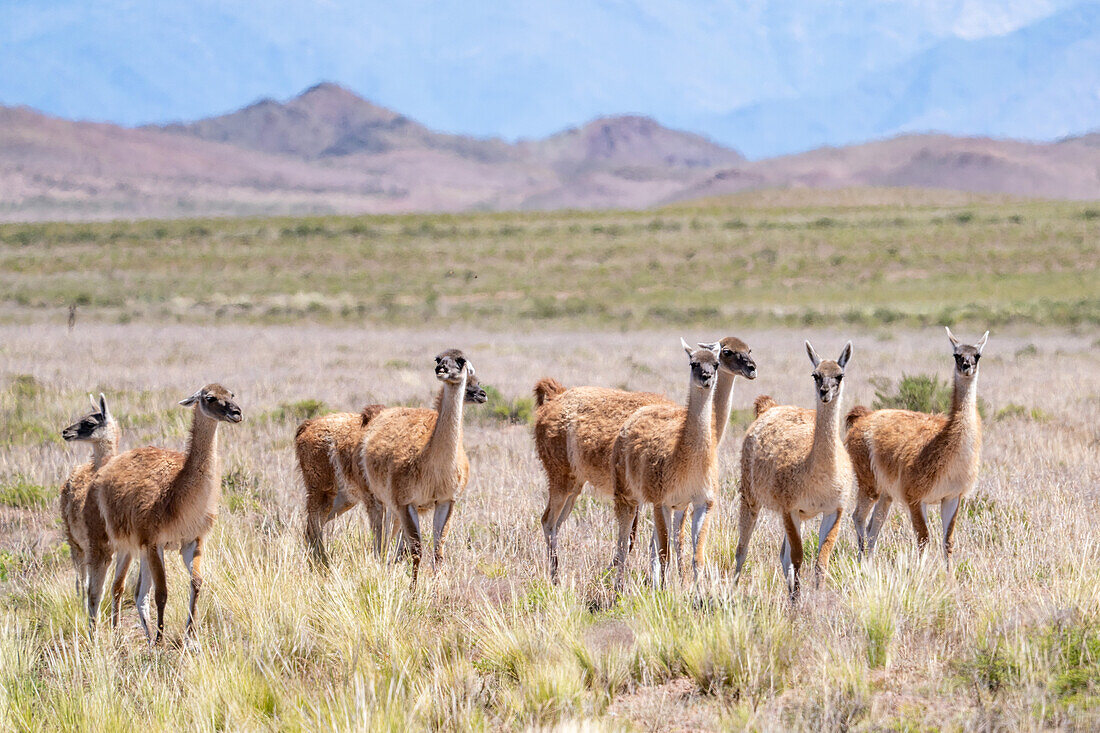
left=1, top=1, right=1094, bottom=156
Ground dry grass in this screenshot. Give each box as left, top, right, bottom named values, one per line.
left=1, top=322, right=1098, bottom=730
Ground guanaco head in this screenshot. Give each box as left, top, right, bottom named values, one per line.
left=61, top=393, right=116, bottom=442
left=179, top=383, right=243, bottom=423
left=700, top=337, right=756, bottom=380
left=682, top=337, right=719, bottom=390
left=465, top=373, right=489, bottom=404
left=806, top=340, right=852, bottom=404
left=946, top=327, right=988, bottom=378
left=434, top=348, right=472, bottom=385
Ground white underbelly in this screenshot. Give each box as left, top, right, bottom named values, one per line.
left=871, top=460, right=975, bottom=505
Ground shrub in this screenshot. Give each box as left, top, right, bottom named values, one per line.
left=222, top=466, right=263, bottom=514
left=956, top=639, right=1018, bottom=694
left=8, top=374, right=41, bottom=401
left=872, top=374, right=951, bottom=413
left=483, top=386, right=534, bottom=425
left=0, top=477, right=52, bottom=509
left=728, top=408, right=756, bottom=431
left=267, top=399, right=326, bottom=422
left=0, top=550, right=21, bottom=581
left=994, top=403, right=1051, bottom=422
left=1044, top=624, right=1100, bottom=700
left=1, top=376, right=58, bottom=445
left=872, top=374, right=987, bottom=418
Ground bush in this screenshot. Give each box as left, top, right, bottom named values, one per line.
left=1044, top=624, right=1100, bottom=700
left=1, top=375, right=58, bottom=445
left=956, top=639, right=1018, bottom=694
left=222, top=466, right=263, bottom=514
left=994, top=403, right=1051, bottom=422
left=267, top=399, right=326, bottom=422
left=872, top=374, right=987, bottom=418
left=483, top=386, right=534, bottom=425
left=872, top=374, right=951, bottom=413
left=0, top=477, right=52, bottom=509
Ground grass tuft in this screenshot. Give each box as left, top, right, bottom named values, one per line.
left=0, top=476, right=52, bottom=509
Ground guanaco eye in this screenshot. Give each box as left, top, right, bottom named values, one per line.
left=722, top=349, right=733, bottom=357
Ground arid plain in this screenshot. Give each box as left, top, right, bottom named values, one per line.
left=1, top=191, right=1098, bottom=730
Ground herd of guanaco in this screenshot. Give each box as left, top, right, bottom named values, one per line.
left=59, top=328, right=987, bottom=643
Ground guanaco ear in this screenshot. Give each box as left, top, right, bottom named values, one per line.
left=945, top=326, right=960, bottom=350
left=805, top=341, right=821, bottom=368
left=975, top=330, right=989, bottom=354
left=697, top=341, right=720, bottom=354
left=466, top=362, right=475, bottom=378
left=99, top=393, right=110, bottom=419
left=179, top=390, right=202, bottom=406
left=681, top=337, right=693, bottom=357
left=89, top=393, right=99, bottom=411
left=837, top=341, right=852, bottom=368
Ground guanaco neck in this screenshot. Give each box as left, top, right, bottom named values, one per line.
left=177, top=407, right=221, bottom=498
left=950, top=370, right=979, bottom=420
left=810, top=389, right=843, bottom=468
left=712, top=369, right=736, bottom=445
left=679, top=376, right=716, bottom=459
left=947, top=370, right=981, bottom=444
left=91, top=422, right=119, bottom=470
left=425, top=372, right=466, bottom=465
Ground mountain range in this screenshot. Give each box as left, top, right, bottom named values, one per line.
left=2, top=1, right=1099, bottom=157
left=703, top=2, right=1100, bottom=156
left=2, top=82, right=1100, bottom=221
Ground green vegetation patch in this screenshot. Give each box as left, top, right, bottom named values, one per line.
left=1044, top=623, right=1100, bottom=704
left=481, top=385, right=534, bottom=425
left=994, top=403, right=1052, bottom=422
left=263, top=399, right=327, bottom=423
left=0, top=477, right=52, bottom=510
left=1, top=195, right=1096, bottom=330
left=0, top=375, right=60, bottom=445
left=872, top=373, right=988, bottom=418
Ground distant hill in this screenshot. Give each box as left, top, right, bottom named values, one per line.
left=672, top=134, right=1100, bottom=203
left=155, top=83, right=515, bottom=163
left=524, top=116, right=745, bottom=173
left=1, top=84, right=1098, bottom=221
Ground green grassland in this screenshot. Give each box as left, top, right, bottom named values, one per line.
left=1, top=189, right=1097, bottom=329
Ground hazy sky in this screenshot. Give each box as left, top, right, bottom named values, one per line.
left=0, top=0, right=1090, bottom=153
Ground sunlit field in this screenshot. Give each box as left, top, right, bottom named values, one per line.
left=1, top=192, right=1098, bottom=730
left=1, top=189, right=1097, bottom=330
